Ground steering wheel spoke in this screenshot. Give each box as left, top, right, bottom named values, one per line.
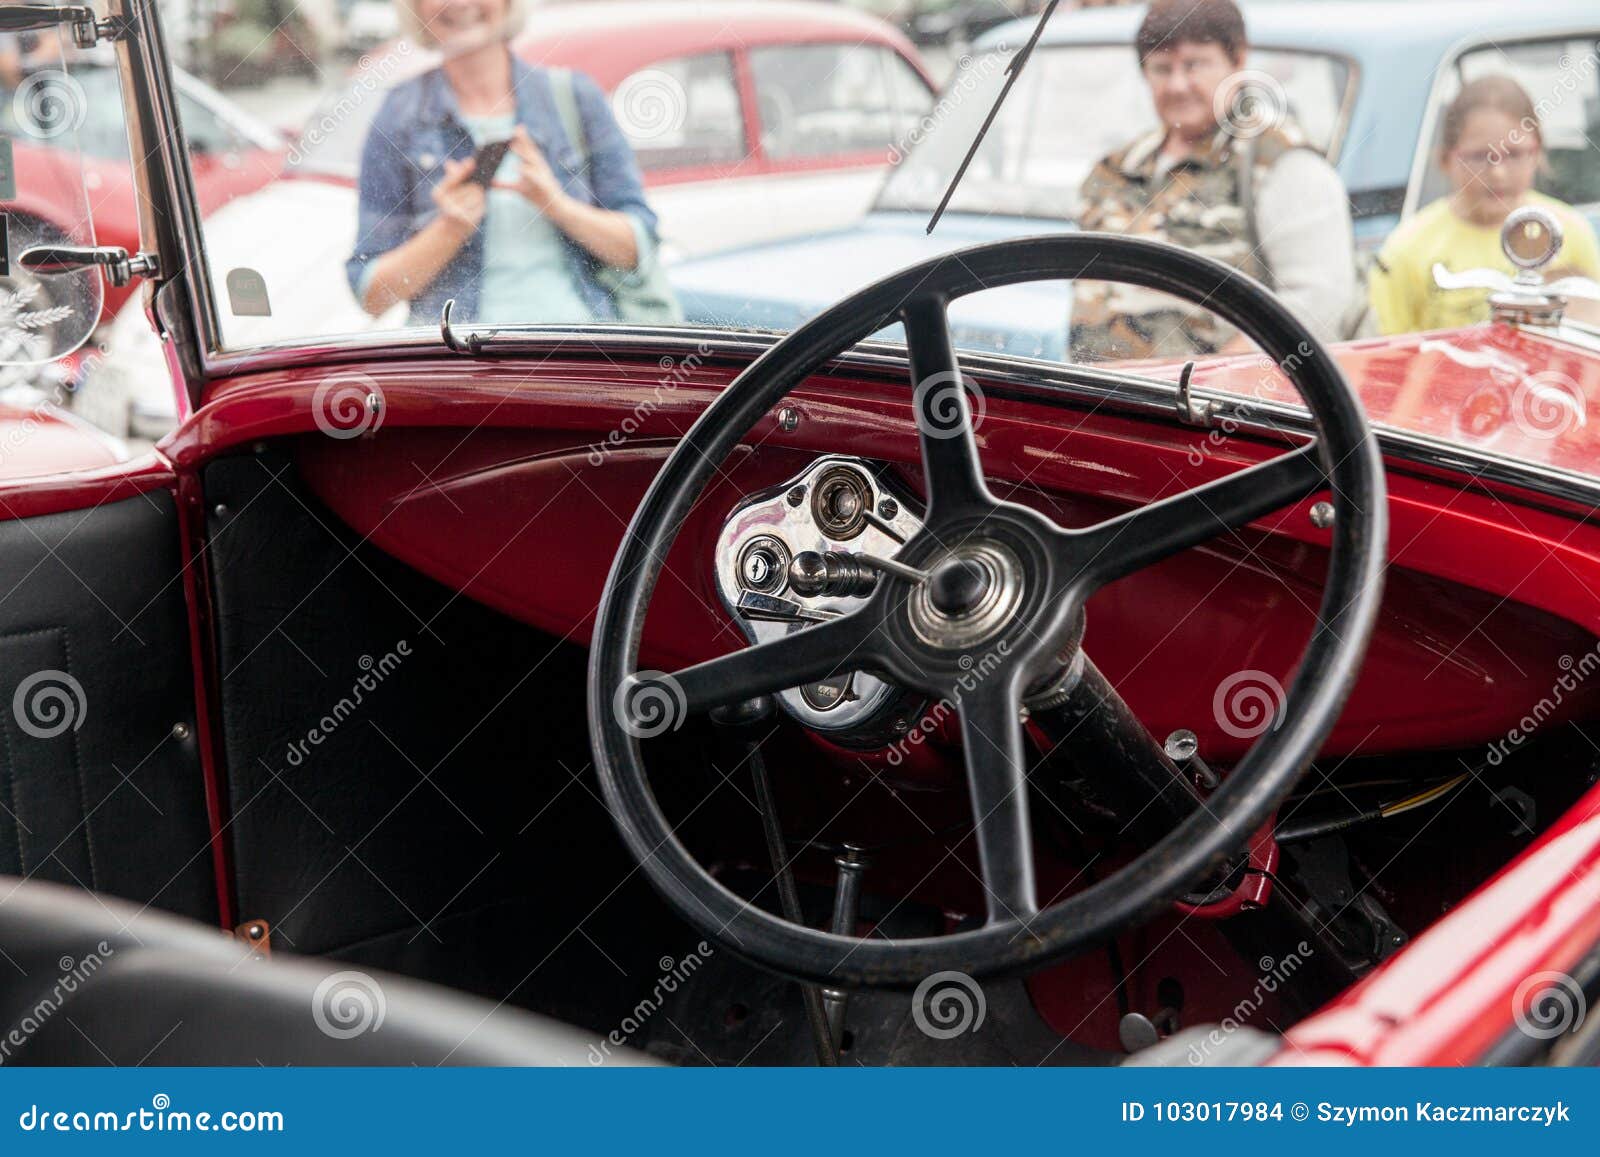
left=1062, top=440, right=1328, bottom=592
left=902, top=296, right=990, bottom=521
left=958, top=683, right=1038, bottom=923
left=647, top=608, right=886, bottom=718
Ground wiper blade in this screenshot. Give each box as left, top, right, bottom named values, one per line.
left=925, top=0, right=1064, bottom=235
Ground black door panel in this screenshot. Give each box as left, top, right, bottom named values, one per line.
left=0, top=491, right=216, bottom=922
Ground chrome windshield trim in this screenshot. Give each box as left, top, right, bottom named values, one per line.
left=203, top=322, right=1600, bottom=514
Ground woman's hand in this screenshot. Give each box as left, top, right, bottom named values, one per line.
left=431, top=157, right=487, bottom=234
left=508, top=126, right=568, bottom=216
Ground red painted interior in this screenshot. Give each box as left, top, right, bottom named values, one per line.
left=4, top=313, right=1596, bottom=1065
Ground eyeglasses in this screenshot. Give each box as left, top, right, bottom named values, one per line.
left=1453, top=146, right=1540, bottom=170
left=1141, top=57, right=1231, bottom=84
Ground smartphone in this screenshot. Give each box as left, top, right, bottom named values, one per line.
left=468, top=139, right=511, bottom=188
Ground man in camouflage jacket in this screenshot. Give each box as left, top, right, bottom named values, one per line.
left=1073, top=0, right=1357, bottom=362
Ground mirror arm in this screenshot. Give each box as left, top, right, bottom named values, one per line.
left=0, top=4, right=126, bottom=47
left=19, top=244, right=159, bottom=288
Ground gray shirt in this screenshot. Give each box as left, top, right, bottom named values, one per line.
left=1253, top=148, right=1359, bottom=342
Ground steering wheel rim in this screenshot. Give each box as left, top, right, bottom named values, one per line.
left=588, top=234, right=1387, bottom=988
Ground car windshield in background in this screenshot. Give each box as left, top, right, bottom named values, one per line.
left=877, top=44, right=1351, bottom=220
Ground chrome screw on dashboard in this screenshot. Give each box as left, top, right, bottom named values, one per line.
left=877, top=497, right=899, bottom=520
left=1309, top=501, right=1335, bottom=529
left=786, top=486, right=805, bottom=508
left=777, top=406, right=800, bottom=432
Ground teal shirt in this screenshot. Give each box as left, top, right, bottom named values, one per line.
left=461, top=113, right=594, bottom=325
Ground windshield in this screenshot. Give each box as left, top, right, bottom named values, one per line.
left=88, top=2, right=1592, bottom=490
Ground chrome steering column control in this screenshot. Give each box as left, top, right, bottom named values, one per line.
left=713, top=457, right=924, bottom=742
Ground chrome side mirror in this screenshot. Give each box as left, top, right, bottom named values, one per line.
left=1433, top=205, right=1600, bottom=325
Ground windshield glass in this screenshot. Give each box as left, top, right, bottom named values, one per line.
left=0, top=29, right=105, bottom=365
left=133, top=2, right=1600, bottom=490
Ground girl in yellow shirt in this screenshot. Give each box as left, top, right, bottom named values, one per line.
left=1369, top=75, right=1600, bottom=335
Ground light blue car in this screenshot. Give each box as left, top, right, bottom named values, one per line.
left=670, top=0, right=1600, bottom=360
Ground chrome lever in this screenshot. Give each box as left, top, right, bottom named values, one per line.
left=735, top=590, right=839, bottom=624
left=20, top=245, right=157, bottom=287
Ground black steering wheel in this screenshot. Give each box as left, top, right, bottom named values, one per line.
left=588, top=235, right=1387, bottom=987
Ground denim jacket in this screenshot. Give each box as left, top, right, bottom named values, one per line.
left=345, top=57, right=659, bottom=324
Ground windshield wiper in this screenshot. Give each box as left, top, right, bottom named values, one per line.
left=925, top=0, right=1064, bottom=235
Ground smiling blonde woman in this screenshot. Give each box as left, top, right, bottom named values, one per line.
left=347, top=0, right=669, bottom=325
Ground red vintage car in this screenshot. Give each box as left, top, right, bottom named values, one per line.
left=1, top=0, right=1599, bottom=1073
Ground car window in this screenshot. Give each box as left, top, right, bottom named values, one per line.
left=615, top=52, right=746, bottom=172
left=1415, top=37, right=1600, bottom=211
left=750, top=43, right=930, bottom=161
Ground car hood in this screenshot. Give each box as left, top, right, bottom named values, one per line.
left=669, top=211, right=1077, bottom=360
left=0, top=386, right=127, bottom=479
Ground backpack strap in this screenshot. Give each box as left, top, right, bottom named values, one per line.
left=1232, top=134, right=1262, bottom=272
left=547, top=67, right=589, bottom=165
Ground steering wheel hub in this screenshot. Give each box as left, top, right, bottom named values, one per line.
left=907, top=541, right=1024, bottom=650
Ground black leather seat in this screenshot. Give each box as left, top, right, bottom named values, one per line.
left=0, top=877, right=656, bottom=1065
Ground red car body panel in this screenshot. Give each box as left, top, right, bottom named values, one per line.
left=517, top=4, right=929, bottom=90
